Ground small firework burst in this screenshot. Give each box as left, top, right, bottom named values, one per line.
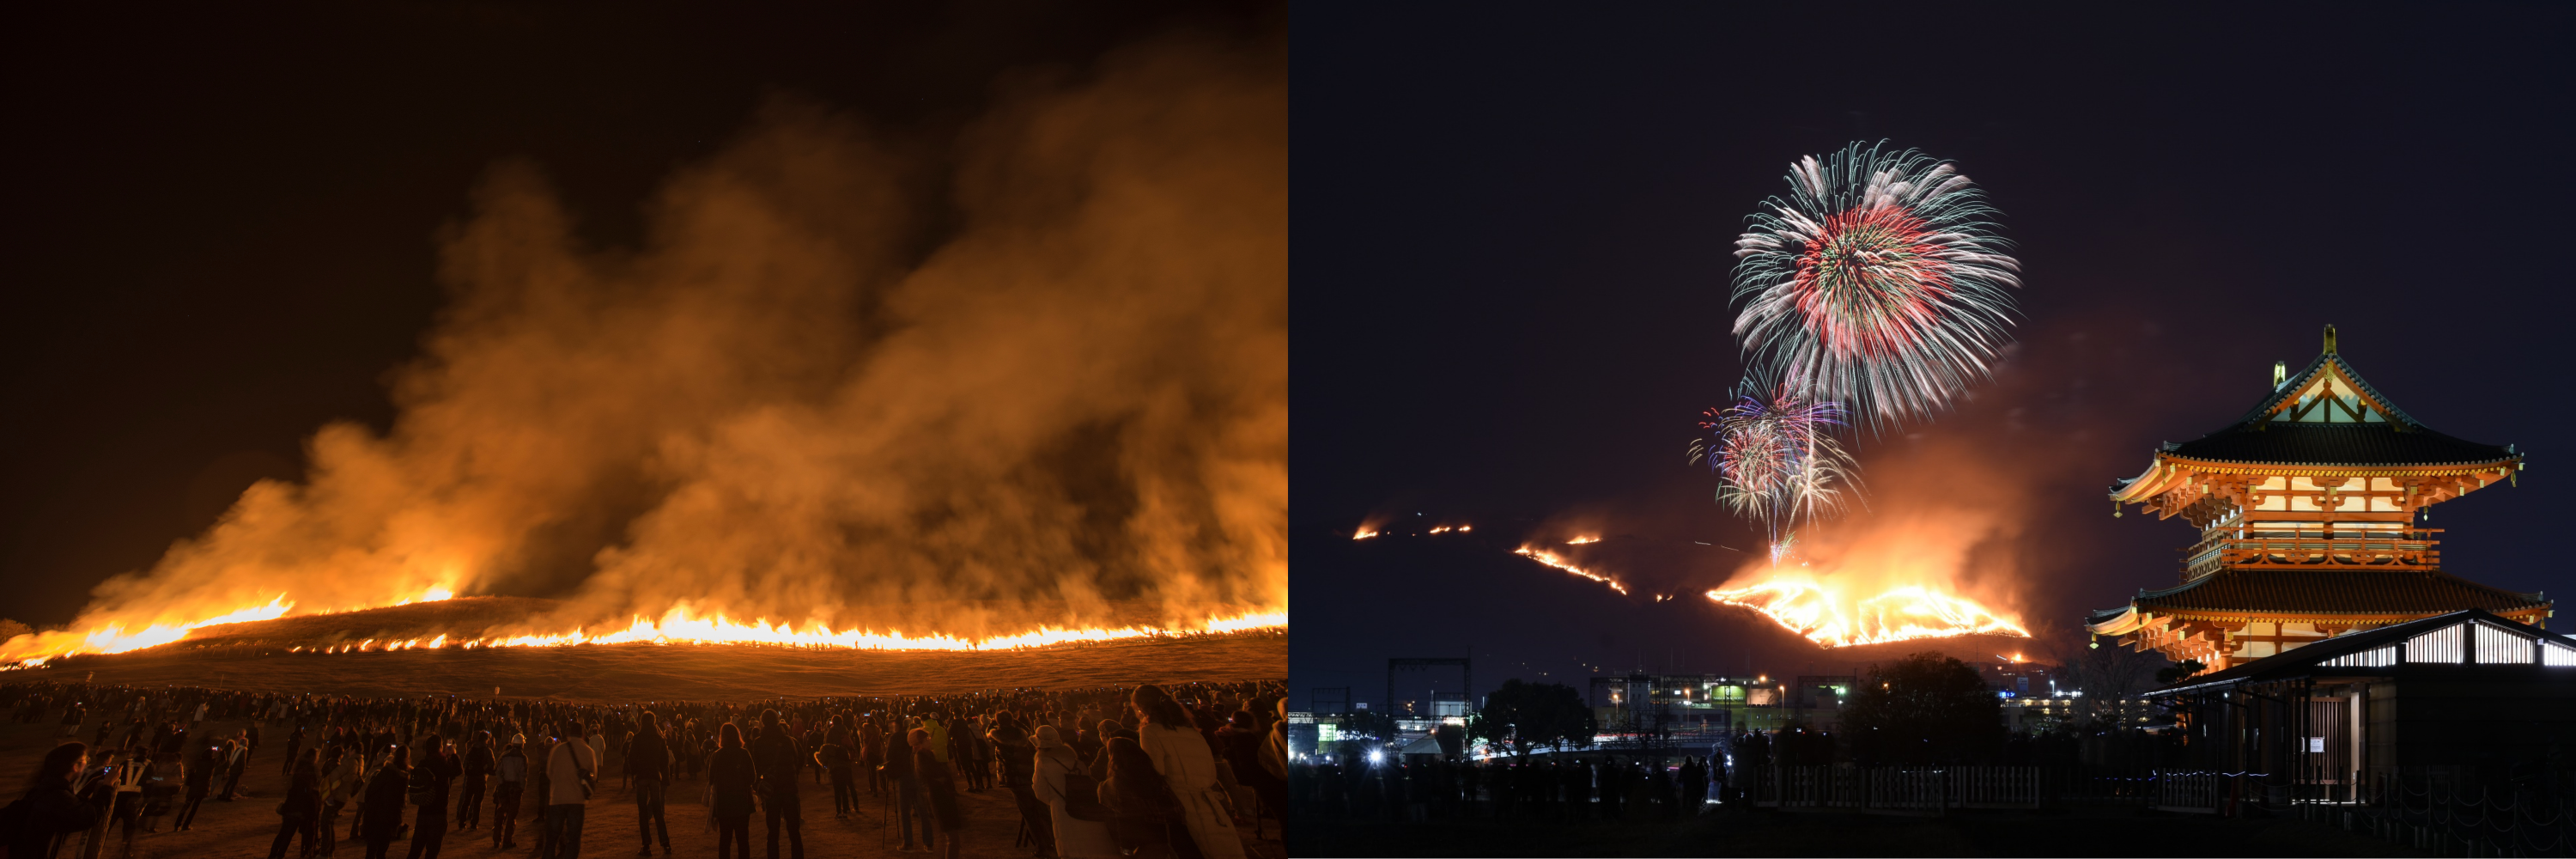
left=1732, top=141, right=2020, bottom=426
left=1687, top=379, right=1857, bottom=557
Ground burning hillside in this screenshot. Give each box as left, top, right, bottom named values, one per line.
left=3, top=37, right=1285, bottom=669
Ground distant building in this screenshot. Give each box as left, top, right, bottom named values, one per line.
left=1589, top=672, right=1818, bottom=736
left=2093, top=326, right=2544, bottom=670
left=2154, top=609, right=2576, bottom=801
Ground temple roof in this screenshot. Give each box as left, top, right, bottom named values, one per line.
left=2153, top=609, right=2576, bottom=694
left=2089, top=568, right=2546, bottom=629
left=2160, top=340, right=2513, bottom=467
left=2162, top=423, right=2512, bottom=468
left=2110, top=327, right=2520, bottom=502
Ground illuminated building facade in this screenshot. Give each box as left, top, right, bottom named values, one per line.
left=1589, top=672, right=1822, bottom=735
left=2092, top=327, right=2548, bottom=669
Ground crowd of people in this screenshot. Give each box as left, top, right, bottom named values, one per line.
left=0, top=678, right=1288, bottom=859
left=1289, top=752, right=1721, bottom=822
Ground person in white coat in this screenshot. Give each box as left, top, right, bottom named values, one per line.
left=1032, top=726, right=1114, bottom=859
left=1130, top=686, right=1244, bottom=859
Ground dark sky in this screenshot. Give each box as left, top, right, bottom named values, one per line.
left=0, top=1, right=1275, bottom=628
left=1291, top=6, right=2576, bottom=710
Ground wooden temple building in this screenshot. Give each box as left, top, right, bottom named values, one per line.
left=2089, top=326, right=2548, bottom=670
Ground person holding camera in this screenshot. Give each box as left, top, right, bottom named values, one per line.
left=2, top=742, right=110, bottom=859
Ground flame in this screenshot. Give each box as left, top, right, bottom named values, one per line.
left=1704, top=576, right=2028, bottom=648
left=1514, top=546, right=1628, bottom=595
left=1565, top=535, right=1600, bottom=545
left=3, top=599, right=1287, bottom=667
left=1352, top=527, right=1380, bottom=539
left=325, top=606, right=1285, bottom=655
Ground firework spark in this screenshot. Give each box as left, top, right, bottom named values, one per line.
left=1732, top=142, right=2020, bottom=425
left=1688, top=381, right=1856, bottom=553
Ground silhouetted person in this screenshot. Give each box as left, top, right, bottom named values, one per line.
left=544, top=719, right=598, bottom=859
left=406, top=733, right=461, bottom=859
left=629, top=712, right=671, bottom=856
left=914, top=728, right=965, bottom=859
left=456, top=732, right=492, bottom=832
left=708, top=722, right=756, bottom=859
left=360, top=746, right=411, bottom=859
left=7, top=741, right=106, bottom=859
left=174, top=741, right=217, bottom=830
left=271, top=752, right=322, bottom=859
left=1133, top=685, right=1241, bottom=859
left=750, top=710, right=804, bottom=859
left=490, top=743, right=526, bottom=850
left=1035, top=725, right=1112, bottom=859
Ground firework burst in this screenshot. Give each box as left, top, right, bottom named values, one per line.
left=1732, top=142, right=2020, bottom=426
left=1687, top=379, right=1857, bottom=557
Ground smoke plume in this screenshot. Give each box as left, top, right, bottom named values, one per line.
left=5, top=36, right=1285, bottom=658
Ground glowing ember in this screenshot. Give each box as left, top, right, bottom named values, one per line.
left=1565, top=536, right=1600, bottom=545
left=1704, top=577, right=2027, bottom=648
left=1514, top=547, right=1628, bottom=595
left=1, top=600, right=1288, bottom=667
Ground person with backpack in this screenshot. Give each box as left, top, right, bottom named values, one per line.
left=1034, top=725, right=1113, bottom=859
left=544, top=719, right=597, bottom=859
left=489, top=743, right=527, bottom=850
left=223, top=728, right=253, bottom=800
left=404, top=733, right=462, bottom=859
left=3, top=742, right=109, bottom=859
left=811, top=733, right=854, bottom=820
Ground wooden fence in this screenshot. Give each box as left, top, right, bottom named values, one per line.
left=1753, top=765, right=2042, bottom=813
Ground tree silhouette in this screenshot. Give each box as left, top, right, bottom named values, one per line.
left=1842, top=652, right=2002, bottom=765
left=1467, top=679, right=1595, bottom=758
left=2154, top=659, right=2207, bottom=685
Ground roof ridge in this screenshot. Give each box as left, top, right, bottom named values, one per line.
left=2233, top=350, right=2422, bottom=430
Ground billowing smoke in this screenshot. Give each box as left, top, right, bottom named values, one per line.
left=5, top=35, right=1284, bottom=659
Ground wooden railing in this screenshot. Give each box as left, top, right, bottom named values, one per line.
left=1753, top=765, right=2042, bottom=813
left=2182, top=528, right=2441, bottom=577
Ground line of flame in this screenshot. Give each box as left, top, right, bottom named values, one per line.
left=6, top=601, right=1287, bottom=667
left=1704, top=578, right=2028, bottom=648
left=1513, top=547, right=1629, bottom=595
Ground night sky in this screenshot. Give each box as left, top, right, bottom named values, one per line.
left=1291, top=7, right=2576, bottom=710
left=0, top=2, right=1275, bottom=629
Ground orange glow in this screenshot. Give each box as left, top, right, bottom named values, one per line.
left=2, top=598, right=1287, bottom=667
left=1514, top=546, right=1628, bottom=595
left=1704, top=576, right=2028, bottom=648
left=1565, top=535, right=1600, bottom=545
left=1352, top=527, right=1380, bottom=539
